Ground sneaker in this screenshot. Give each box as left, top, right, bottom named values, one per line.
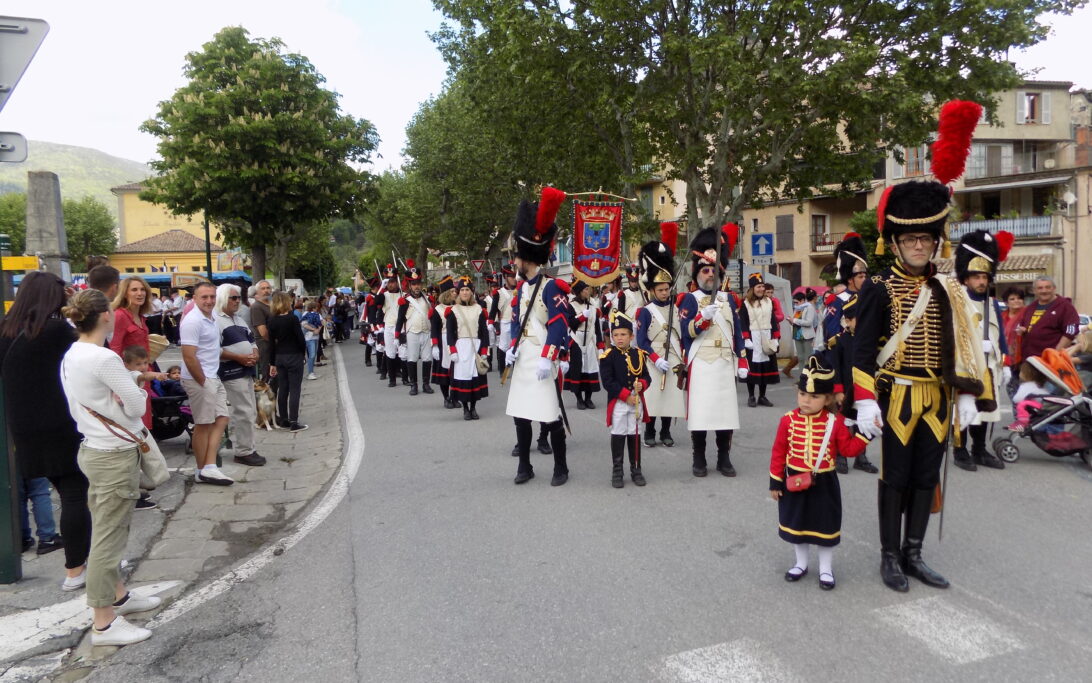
left=114, top=592, right=163, bottom=616
left=233, top=452, right=267, bottom=467
left=135, top=496, right=158, bottom=511
left=308, top=373, right=318, bottom=380
left=1006, top=421, right=1025, bottom=434
left=91, top=616, right=152, bottom=647
left=36, top=535, right=65, bottom=554
left=289, top=422, right=309, bottom=433
left=61, top=568, right=87, bottom=592
left=195, top=468, right=235, bottom=486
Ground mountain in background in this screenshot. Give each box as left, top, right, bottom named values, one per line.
left=0, top=141, right=150, bottom=217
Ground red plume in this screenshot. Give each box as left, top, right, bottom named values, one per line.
left=535, top=187, right=566, bottom=235
left=406, top=258, right=415, bottom=269
left=931, top=100, right=983, bottom=185
left=721, top=223, right=740, bottom=254
left=995, top=231, right=1014, bottom=263
left=876, top=186, right=893, bottom=235
left=843, top=232, right=860, bottom=240
left=660, top=222, right=679, bottom=254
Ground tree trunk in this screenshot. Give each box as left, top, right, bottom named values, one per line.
left=251, top=243, right=267, bottom=287
left=417, top=242, right=429, bottom=282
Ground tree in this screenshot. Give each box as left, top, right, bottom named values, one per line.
left=0, top=193, right=26, bottom=254
left=140, top=26, right=379, bottom=284
left=433, top=0, right=1081, bottom=227
left=62, top=195, right=117, bottom=268
left=285, top=221, right=339, bottom=290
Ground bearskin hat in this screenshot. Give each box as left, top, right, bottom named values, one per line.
left=798, top=354, right=837, bottom=395
left=689, top=223, right=739, bottom=278
left=513, top=187, right=566, bottom=265
left=955, top=229, right=1014, bottom=282
left=833, top=233, right=869, bottom=285
left=639, top=222, right=678, bottom=292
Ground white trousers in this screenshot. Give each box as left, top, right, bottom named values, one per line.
left=610, top=400, right=642, bottom=436
left=383, top=327, right=406, bottom=360
left=405, top=330, right=431, bottom=363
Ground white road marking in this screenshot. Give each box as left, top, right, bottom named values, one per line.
left=149, top=345, right=364, bottom=627
left=0, top=581, right=180, bottom=662
left=660, top=638, right=797, bottom=683
left=0, top=650, right=68, bottom=682
left=874, top=596, right=1024, bottom=664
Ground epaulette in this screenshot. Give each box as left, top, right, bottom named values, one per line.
left=555, top=278, right=571, bottom=294
left=599, top=346, right=613, bottom=361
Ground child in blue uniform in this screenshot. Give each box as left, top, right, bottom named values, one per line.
left=599, top=311, right=651, bottom=488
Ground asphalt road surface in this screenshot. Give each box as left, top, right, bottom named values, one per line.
left=91, top=352, right=1092, bottom=682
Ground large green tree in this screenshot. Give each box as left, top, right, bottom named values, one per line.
left=433, top=0, right=1082, bottom=228
left=0, top=193, right=26, bottom=254
left=62, top=195, right=118, bottom=268
left=140, top=26, right=379, bottom=284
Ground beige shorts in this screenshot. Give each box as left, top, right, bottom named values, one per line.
left=182, top=377, right=229, bottom=424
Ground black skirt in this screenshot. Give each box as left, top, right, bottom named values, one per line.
left=450, top=374, right=488, bottom=401
left=431, top=363, right=451, bottom=389
left=777, top=470, right=842, bottom=547
left=564, top=340, right=601, bottom=394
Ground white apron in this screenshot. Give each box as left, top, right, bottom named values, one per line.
left=686, top=292, right=741, bottom=431
left=642, top=303, right=687, bottom=418
left=506, top=306, right=561, bottom=423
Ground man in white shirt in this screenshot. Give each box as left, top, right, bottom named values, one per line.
left=180, top=282, right=233, bottom=485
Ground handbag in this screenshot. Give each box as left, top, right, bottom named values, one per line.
left=762, top=336, right=779, bottom=356
left=83, top=406, right=170, bottom=490
left=475, top=354, right=491, bottom=376
left=785, top=413, right=836, bottom=493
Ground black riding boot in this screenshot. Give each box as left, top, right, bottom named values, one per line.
left=401, top=360, right=410, bottom=386
left=365, top=346, right=372, bottom=366
left=536, top=422, right=553, bottom=454
left=902, top=487, right=950, bottom=589
left=407, top=362, right=419, bottom=396
left=421, top=362, right=435, bottom=394
left=462, top=401, right=472, bottom=420
left=514, top=418, right=534, bottom=483
left=628, top=435, right=646, bottom=486
left=549, top=420, right=568, bottom=486
left=387, top=357, right=399, bottom=387
left=691, top=430, right=708, bottom=477
left=715, top=430, right=736, bottom=476
left=878, top=480, right=909, bottom=592
left=611, top=435, right=625, bottom=488
left=378, top=354, right=387, bottom=379
left=469, top=400, right=479, bottom=420
left=659, top=417, right=674, bottom=447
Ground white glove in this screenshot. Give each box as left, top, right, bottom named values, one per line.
left=449, top=352, right=459, bottom=364
left=1002, top=366, right=1012, bottom=386
left=855, top=399, right=884, bottom=439
left=585, top=308, right=596, bottom=323
left=432, top=347, right=440, bottom=362
left=737, top=366, right=749, bottom=380
left=655, top=357, right=671, bottom=373
left=957, top=393, right=978, bottom=427
left=744, top=338, right=754, bottom=349
left=700, top=304, right=719, bottom=321
left=981, top=339, right=994, bottom=354
left=844, top=418, right=857, bottom=427
left=505, top=346, right=518, bottom=366
left=559, top=360, right=570, bottom=375
left=536, top=356, right=554, bottom=381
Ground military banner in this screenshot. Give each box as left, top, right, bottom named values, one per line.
left=571, top=200, right=623, bottom=286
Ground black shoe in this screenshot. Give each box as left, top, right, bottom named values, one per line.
left=660, top=434, right=674, bottom=447
left=974, top=451, right=1006, bottom=470
left=612, top=471, right=624, bottom=489
left=903, top=552, right=950, bottom=589
left=853, top=454, right=879, bottom=473
left=584, top=398, right=596, bottom=409
left=644, top=435, right=657, bottom=447
left=422, top=384, right=435, bottom=394
left=757, top=396, right=773, bottom=407
left=819, top=572, right=836, bottom=590
left=692, top=466, right=708, bottom=477
left=631, top=469, right=646, bottom=486
left=22, top=537, right=34, bottom=553
left=388, top=378, right=397, bottom=388
left=747, top=396, right=757, bottom=407
left=234, top=452, right=266, bottom=467
left=37, top=536, right=65, bottom=555
left=463, top=407, right=473, bottom=421
left=717, top=463, right=737, bottom=477
left=402, top=378, right=411, bottom=386
left=134, top=496, right=158, bottom=511
left=409, top=384, right=419, bottom=396
left=550, top=472, right=568, bottom=486
left=470, top=408, right=480, bottom=420
left=511, top=444, right=520, bottom=457
left=290, top=422, right=309, bottom=433
left=835, top=455, right=849, bottom=474
left=515, top=471, right=535, bottom=484
left=881, top=551, right=910, bottom=592
left=576, top=398, right=587, bottom=410
left=784, top=566, right=808, bottom=582
left=953, top=450, right=977, bottom=472
left=536, top=439, right=552, bottom=455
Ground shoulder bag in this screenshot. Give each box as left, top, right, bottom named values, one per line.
left=785, top=413, right=836, bottom=493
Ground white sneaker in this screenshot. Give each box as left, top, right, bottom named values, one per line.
left=115, top=592, right=163, bottom=616
left=308, top=373, right=317, bottom=380
left=195, top=467, right=234, bottom=486
left=91, top=616, right=152, bottom=647
left=61, top=568, right=87, bottom=592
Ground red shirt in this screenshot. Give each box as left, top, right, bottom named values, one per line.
left=1016, top=296, right=1080, bottom=363
left=109, top=307, right=149, bottom=357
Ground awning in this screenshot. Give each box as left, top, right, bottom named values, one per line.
left=934, top=253, right=1051, bottom=274
left=956, top=175, right=1071, bottom=193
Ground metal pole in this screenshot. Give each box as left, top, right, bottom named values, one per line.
left=204, top=215, right=213, bottom=282
left=0, top=234, right=23, bottom=582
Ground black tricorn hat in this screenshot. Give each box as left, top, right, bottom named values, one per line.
left=798, top=354, right=836, bottom=395
left=512, top=187, right=566, bottom=266
left=833, top=233, right=869, bottom=285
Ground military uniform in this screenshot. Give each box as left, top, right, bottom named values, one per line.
left=740, top=272, right=781, bottom=406
left=600, top=311, right=651, bottom=488
left=373, top=264, right=404, bottom=388
left=395, top=263, right=433, bottom=396
left=565, top=282, right=603, bottom=408
left=446, top=276, right=490, bottom=420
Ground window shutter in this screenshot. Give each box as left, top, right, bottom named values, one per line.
left=1042, top=92, right=1052, bottom=124
left=1016, top=91, right=1026, bottom=125
left=892, top=148, right=904, bottom=179
left=1001, top=145, right=1013, bottom=175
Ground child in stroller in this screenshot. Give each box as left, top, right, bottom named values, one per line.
left=149, top=364, right=193, bottom=443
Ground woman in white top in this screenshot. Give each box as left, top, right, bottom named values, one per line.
left=60, top=289, right=162, bottom=647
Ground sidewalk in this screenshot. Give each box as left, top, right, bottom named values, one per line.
left=0, top=346, right=347, bottom=681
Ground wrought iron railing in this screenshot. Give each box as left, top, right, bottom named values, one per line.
left=948, top=216, right=1054, bottom=240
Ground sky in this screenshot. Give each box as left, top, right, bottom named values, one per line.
left=2, top=1, right=1091, bottom=169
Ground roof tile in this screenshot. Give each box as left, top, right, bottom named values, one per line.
left=116, top=229, right=224, bottom=254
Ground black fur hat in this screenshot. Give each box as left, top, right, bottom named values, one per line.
left=512, top=187, right=566, bottom=266
left=876, top=180, right=951, bottom=252
left=832, top=233, right=869, bottom=285
left=955, top=229, right=1014, bottom=282
left=689, top=223, right=739, bottom=278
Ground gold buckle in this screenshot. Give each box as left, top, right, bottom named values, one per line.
left=713, top=339, right=722, bottom=348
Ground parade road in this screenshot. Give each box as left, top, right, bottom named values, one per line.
left=89, top=353, right=1092, bottom=682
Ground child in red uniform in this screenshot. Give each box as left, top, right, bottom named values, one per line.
left=769, top=355, right=870, bottom=590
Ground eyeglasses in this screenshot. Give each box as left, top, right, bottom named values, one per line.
left=229, top=296, right=241, bottom=301
left=897, top=235, right=937, bottom=247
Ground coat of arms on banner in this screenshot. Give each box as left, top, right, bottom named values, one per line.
left=572, top=200, right=623, bottom=286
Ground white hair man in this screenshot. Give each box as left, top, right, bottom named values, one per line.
left=214, top=284, right=265, bottom=467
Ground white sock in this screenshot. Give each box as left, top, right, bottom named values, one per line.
left=818, top=547, right=834, bottom=577
left=201, top=464, right=218, bottom=474
left=793, top=544, right=809, bottom=571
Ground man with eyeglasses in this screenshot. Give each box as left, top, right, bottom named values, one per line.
left=853, top=180, right=988, bottom=594
left=214, top=284, right=265, bottom=467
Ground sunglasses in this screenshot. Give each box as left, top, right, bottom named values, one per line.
left=229, top=296, right=242, bottom=301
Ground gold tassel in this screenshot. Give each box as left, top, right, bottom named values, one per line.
left=941, top=226, right=952, bottom=258
left=876, top=239, right=885, bottom=256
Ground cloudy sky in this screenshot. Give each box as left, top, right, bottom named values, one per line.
left=3, top=0, right=1090, bottom=169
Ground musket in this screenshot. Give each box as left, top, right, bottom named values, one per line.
left=659, top=265, right=683, bottom=391
left=500, top=275, right=544, bottom=386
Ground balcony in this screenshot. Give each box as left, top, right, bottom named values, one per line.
left=948, top=215, right=1054, bottom=241
left=810, top=232, right=835, bottom=253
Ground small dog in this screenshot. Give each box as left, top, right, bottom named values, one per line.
left=254, top=380, right=278, bottom=430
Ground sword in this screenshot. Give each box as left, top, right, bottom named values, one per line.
left=555, top=368, right=572, bottom=436
left=939, top=388, right=960, bottom=542
left=500, top=275, right=544, bottom=385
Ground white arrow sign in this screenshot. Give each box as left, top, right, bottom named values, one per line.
left=0, top=17, right=50, bottom=113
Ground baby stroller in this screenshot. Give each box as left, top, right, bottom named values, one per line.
left=149, top=386, right=193, bottom=445
left=992, top=349, right=1092, bottom=468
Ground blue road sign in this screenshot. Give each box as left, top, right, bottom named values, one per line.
left=751, top=233, right=774, bottom=257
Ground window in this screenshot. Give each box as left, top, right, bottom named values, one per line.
left=125, top=267, right=135, bottom=273
left=191, top=266, right=201, bottom=272
left=810, top=215, right=830, bottom=251
left=1016, top=91, right=1052, bottom=125
left=775, top=215, right=793, bottom=251
left=751, top=218, right=759, bottom=233
left=136, top=267, right=146, bottom=273
left=891, top=144, right=929, bottom=179
left=658, top=195, right=666, bottom=205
